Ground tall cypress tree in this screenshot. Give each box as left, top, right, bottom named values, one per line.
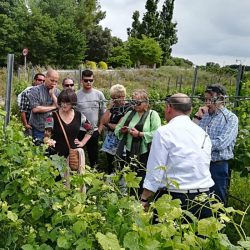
left=127, top=11, right=141, bottom=38
left=160, top=0, right=178, bottom=64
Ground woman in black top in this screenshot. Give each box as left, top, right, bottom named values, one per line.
left=44, top=89, right=94, bottom=158
left=101, top=84, right=133, bottom=174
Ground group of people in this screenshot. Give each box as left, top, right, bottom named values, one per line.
left=18, top=69, right=238, bottom=221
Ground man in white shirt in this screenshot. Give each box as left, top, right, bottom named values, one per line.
left=140, top=93, right=214, bottom=221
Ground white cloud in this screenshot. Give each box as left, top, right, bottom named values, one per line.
left=100, top=0, right=250, bottom=65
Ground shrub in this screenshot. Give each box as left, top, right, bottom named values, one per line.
left=98, top=61, right=108, bottom=70
left=86, top=61, right=97, bottom=70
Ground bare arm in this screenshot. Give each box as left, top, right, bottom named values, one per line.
left=140, top=188, right=154, bottom=212
left=74, top=134, right=91, bottom=148
left=32, top=104, right=57, bottom=113
left=20, top=112, right=32, bottom=129
left=193, top=106, right=208, bottom=124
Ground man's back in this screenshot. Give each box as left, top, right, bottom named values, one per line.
left=145, top=115, right=214, bottom=191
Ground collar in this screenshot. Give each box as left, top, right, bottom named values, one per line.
left=168, top=115, right=191, bottom=124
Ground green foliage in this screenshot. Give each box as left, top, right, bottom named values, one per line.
left=98, top=61, right=108, bottom=70
left=127, top=35, right=163, bottom=66
left=108, top=46, right=132, bottom=68
left=86, top=61, right=97, bottom=70
left=85, top=25, right=113, bottom=62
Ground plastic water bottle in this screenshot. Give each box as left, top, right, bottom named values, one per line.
left=122, top=145, right=126, bottom=157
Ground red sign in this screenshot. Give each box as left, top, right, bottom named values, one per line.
left=22, top=47, right=28, bottom=57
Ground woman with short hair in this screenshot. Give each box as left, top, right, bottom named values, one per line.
left=101, top=84, right=133, bottom=174
left=115, top=89, right=161, bottom=197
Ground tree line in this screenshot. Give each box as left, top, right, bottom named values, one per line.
left=0, top=0, right=183, bottom=69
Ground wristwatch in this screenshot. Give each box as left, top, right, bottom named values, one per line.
left=194, top=115, right=202, bottom=120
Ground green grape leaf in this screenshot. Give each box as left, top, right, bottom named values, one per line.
left=31, top=206, right=43, bottom=221
left=73, top=221, right=87, bottom=237
left=57, top=236, right=71, bottom=249
left=7, top=211, right=18, bottom=222
left=198, top=217, right=225, bottom=236
left=74, top=238, right=92, bottom=250
left=21, top=244, right=35, bottom=250
left=123, top=232, right=140, bottom=250
left=124, top=172, right=141, bottom=188
left=39, top=244, right=53, bottom=250
left=96, top=232, right=120, bottom=250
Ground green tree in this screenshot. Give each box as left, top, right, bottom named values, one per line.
left=85, top=25, right=113, bottom=62
left=111, top=36, right=124, bottom=48
left=140, top=0, right=163, bottom=38
left=160, top=0, right=178, bottom=64
left=108, top=46, right=132, bottom=68
left=127, top=11, right=141, bottom=38
left=127, top=35, right=162, bottom=66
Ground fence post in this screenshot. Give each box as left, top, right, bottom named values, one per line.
left=4, top=54, right=14, bottom=130
left=31, top=67, right=34, bottom=84
left=168, top=77, right=171, bottom=87
left=18, top=67, right=21, bottom=82
left=179, top=74, right=183, bottom=92
left=116, top=72, right=119, bottom=84
left=109, top=74, right=112, bottom=89
left=74, top=70, right=77, bottom=83
left=78, top=65, right=82, bottom=90
left=175, top=75, right=178, bottom=88
left=234, top=65, right=245, bottom=110
left=191, top=67, right=198, bottom=105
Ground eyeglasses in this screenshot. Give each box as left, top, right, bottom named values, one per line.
left=36, top=79, right=45, bottom=82
left=64, top=84, right=74, bottom=87
left=83, top=79, right=94, bottom=83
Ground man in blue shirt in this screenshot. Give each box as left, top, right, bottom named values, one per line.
left=193, top=83, right=238, bottom=204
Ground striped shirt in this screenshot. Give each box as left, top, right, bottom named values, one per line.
left=29, top=84, right=60, bottom=132
left=198, top=107, right=238, bottom=162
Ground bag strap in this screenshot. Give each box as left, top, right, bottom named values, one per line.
left=55, top=111, right=71, bottom=150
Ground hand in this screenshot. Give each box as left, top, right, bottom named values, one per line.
left=119, top=126, right=129, bottom=133
left=74, top=139, right=85, bottom=147
left=24, top=124, right=32, bottom=130
left=45, top=138, right=56, bottom=147
left=140, top=201, right=148, bottom=212
left=197, top=106, right=208, bottom=117
left=49, top=86, right=55, bottom=96
left=130, top=127, right=139, bottom=137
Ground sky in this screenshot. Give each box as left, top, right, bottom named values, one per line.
left=100, top=0, right=250, bottom=66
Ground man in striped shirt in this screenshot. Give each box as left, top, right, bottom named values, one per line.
left=193, top=83, right=238, bottom=204
left=29, top=69, right=60, bottom=145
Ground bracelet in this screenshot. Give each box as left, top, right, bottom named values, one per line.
left=140, top=197, right=148, bottom=203
left=138, top=131, right=140, bottom=137
left=194, top=115, right=202, bottom=120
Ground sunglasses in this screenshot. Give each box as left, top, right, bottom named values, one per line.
left=111, top=96, right=120, bottom=100
left=64, top=84, right=74, bottom=87
left=83, top=79, right=94, bottom=83
left=36, top=79, right=45, bottom=82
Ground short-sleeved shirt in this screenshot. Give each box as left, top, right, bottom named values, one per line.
left=29, top=84, right=60, bottom=132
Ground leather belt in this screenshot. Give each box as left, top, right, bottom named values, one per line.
left=211, top=160, right=227, bottom=165
left=168, top=188, right=209, bottom=194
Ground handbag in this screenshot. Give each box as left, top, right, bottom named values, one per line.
left=101, top=131, right=120, bottom=155
left=55, top=111, right=79, bottom=171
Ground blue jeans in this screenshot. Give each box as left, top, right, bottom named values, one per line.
left=32, top=127, right=44, bottom=146
left=210, top=161, right=229, bottom=204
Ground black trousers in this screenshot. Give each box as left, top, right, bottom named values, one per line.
left=153, top=189, right=212, bottom=224
left=78, top=130, right=99, bottom=168
left=126, top=151, right=149, bottom=198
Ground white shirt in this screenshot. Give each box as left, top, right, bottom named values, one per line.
left=143, top=115, right=214, bottom=193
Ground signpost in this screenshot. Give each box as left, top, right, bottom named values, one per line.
left=22, top=47, right=28, bottom=77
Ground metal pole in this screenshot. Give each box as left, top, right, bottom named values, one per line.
left=18, top=67, right=21, bottom=82
left=109, top=74, right=112, bottom=89
left=191, top=67, right=198, bottom=105
left=31, top=67, right=34, bottom=84
left=4, top=54, right=14, bottom=129
left=179, top=74, right=183, bottom=92
left=24, top=56, right=26, bottom=79
left=78, top=65, right=82, bottom=90
left=175, top=75, right=178, bottom=88
left=74, top=70, right=77, bottom=83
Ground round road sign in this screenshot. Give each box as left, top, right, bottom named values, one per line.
left=22, top=47, right=28, bottom=57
